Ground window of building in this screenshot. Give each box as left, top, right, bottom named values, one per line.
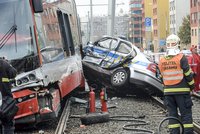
left=130, top=3, right=142, bottom=8
left=134, top=30, right=140, bottom=34
left=195, top=29, right=197, bottom=36
left=134, top=24, right=140, bottom=28
left=132, top=10, right=142, bottom=14
left=153, top=8, right=157, bottom=15
left=192, top=29, right=194, bottom=36
left=194, top=0, right=197, bottom=6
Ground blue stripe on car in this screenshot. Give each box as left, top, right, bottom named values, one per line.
left=93, top=48, right=119, bottom=58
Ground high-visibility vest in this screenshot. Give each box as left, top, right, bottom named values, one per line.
left=159, top=54, right=183, bottom=86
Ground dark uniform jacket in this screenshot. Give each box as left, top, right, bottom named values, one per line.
left=0, top=59, right=17, bottom=97
left=159, top=54, right=195, bottom=95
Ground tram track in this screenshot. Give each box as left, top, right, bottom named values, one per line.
left=15, top=92, right=200, bottom=133
left=55, top=99, right=71, bottom=134
left=152, top=96, right=200, bottom=133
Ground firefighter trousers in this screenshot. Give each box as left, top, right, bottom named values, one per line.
left=164, top=95, right=193, bottom=134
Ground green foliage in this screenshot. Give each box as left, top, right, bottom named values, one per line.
left=177, top=15, right=191, bottom=45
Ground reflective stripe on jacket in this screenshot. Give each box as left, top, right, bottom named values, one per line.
left=2, top=78, right=9, bottom=82
left=159, top=54, right=183, bottom=86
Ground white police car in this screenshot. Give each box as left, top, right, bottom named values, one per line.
left=82, top=36, right=163, bottom=96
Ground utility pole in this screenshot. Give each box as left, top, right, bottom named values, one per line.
left=87, top=11, right=90, bottom=41
left=90, top=0, right=93, bottom=41
left=107, top=0, right=116, bottom=36
left=140, top=15, right=142, bottom=45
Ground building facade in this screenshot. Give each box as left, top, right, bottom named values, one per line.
left=152, top=0, right=169, bottom=52
left=169, top=0, right=190, bottom=35
left=141, top=0, right=153, bottom=51
left=191, top=0, right=200, bottom=48
left=129, top=0, right=143, bottom=47
left=81, top=15, right=129, bottom=44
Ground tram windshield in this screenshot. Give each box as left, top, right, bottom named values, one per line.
left=0, top=0, right=39, bottom=72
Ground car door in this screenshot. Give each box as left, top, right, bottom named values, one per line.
left=100, top=38, right=118, bottom=68
left=83, top=37, right=117, bottom=66
left=104, top=41, right=134, bottom=69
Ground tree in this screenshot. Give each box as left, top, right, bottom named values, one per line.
left=177, top=15, right=191, bottom=46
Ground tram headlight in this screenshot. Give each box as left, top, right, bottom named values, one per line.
left=21, top=77, right=29, bottom=83
left=28, top=74, right=36, bottom=81
left=16, top=93, right=36, bottom=103
left=16, top=79, right=22, bottom=85
left=18, top=98, right=23, bottom=103
left=16, top=73, right=38, bottom=86
left=15, top=71, right=42, bottom=86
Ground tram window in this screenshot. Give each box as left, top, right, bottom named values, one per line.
left=63, top=13, right=75, bottom=55
left=57, top=10, right=69, bottom=56
left=41, top=47, right=64, bottom=63
left=57, top=11, right=75, bottom=56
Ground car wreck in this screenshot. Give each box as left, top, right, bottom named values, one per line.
left=82, top=36, right=163, bottom=96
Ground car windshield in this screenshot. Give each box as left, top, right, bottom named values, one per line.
left=0, top=0, right=37, bottom=60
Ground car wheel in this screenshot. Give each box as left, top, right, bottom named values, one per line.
left=111, top=69, right=128, bottom=87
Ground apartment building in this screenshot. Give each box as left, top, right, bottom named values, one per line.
left=191, top=0, right=200, bottom=48
left=141, top=0, right=153, bottom=51
left=152, top=0, right=169, bottom=52
left=169, top=0, right=190, bottom=35
left=129, top=0, right=143, bottom=47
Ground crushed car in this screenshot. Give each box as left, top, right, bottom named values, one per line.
left=82, top=36, right=163, bottom=96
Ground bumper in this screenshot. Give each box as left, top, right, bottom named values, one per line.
left=13, top=89, right=57, bottom=124
left=15, top=112, right=56, bottom=124
left=129, top=69, right=163, bottom=96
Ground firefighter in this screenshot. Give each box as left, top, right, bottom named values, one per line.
left=158, top=34, right=195, bottom=134
left=188, top=46, right=200, bottom=93
left=0, top=57, right=17, bottom=134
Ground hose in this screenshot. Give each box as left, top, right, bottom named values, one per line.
left=109, top=115, right=147, bottom=125
left=123, top=124, right=154, bottom=134
left=157, top=116, right=184, bottom=134
left=109, top=115, right=154, bottom=133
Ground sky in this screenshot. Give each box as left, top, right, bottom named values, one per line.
left=75, top=0, right=130, bottom=17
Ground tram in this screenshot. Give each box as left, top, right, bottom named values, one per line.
left=0, top=0, right=85, bottom=124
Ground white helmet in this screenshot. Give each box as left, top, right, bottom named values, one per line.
left=166, top=34, right=180, bottom=56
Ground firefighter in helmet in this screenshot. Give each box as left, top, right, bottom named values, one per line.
left=188, top=46, right=200, bottom=93
left=0, top=57, right=18, bottom=134
left=158, top=34, right=195, bottom=133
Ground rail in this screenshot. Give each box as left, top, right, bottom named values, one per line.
left=152, top=96, right=200, bottom=133
left=55, top=100, right=71, bottom=134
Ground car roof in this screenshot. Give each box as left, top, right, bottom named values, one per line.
left=180, top=50, right=191, bottom=55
